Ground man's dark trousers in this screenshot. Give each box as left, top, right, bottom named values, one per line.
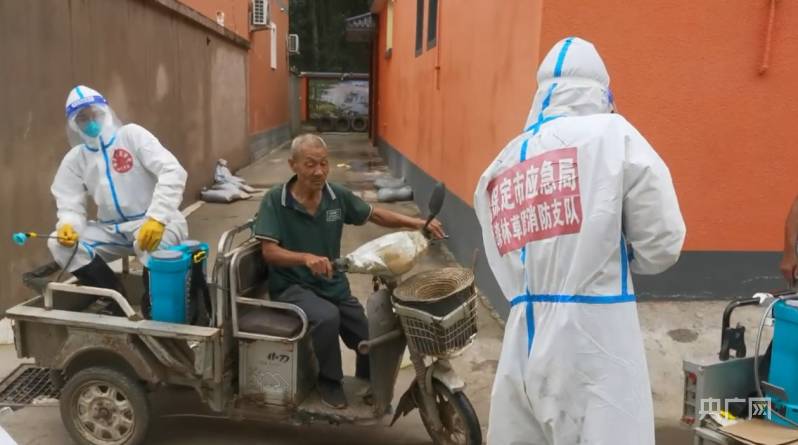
left=274, top=285, right=370, bottom=381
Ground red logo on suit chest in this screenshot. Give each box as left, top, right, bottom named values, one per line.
left=112, top=149, right=134, bottom=173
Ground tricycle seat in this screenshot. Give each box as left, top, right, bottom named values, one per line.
left=229, top=240, right=308, bottom=341
left=238, top=307, right=303, bottom=338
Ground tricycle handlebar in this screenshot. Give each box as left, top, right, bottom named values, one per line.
left=332, top=258, right=349, bottom=273
left=332, top=232, right=449, bottom=276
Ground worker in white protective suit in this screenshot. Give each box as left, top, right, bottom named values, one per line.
left=474, top=37, right=686, bottom=445
left=0, top=425, right=19, bottom=445
left=49, top=85, right=189, bottom=317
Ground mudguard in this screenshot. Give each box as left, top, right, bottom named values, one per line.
left=366, top=288, right=407, bottom=415
left=389, top=361, right=466, bottom=426
left=53, top=328, right=166, bottom=382
left=429, top=360, right=466, bottom=392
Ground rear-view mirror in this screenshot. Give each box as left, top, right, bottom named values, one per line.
left=427, top=182, right=446, bottom=217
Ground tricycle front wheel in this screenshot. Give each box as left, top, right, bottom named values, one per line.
left=418, top=380, right=482, bottom=445
left=60, top=367, right=151, bottom=445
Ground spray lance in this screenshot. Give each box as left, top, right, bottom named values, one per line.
left=13, top=232, right=66, bottom=246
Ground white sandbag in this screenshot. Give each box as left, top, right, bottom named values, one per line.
left=342, top=230, right=429, bottom=277
left=214, top=183, right=252, bottom=199
left=374, top=177, right=406, bottom=190
left=207, top=158, right=257, bottom=203
left=377, top=186, right=413, bottom=203
left=214, top=159, right=247, bottom=186
left=215, top=174, right=256, bottom=194
left=201, top=185, right=251, bottom=203
left=211, top=182, right=242, bottom=193
left=201, top=189, right=234, bottom=203
left=239, top=183, right=257, bottom=194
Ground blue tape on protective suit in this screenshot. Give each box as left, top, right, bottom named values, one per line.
left=511, top=292, right=636, bottom=306
left=620, top=237, right=629, bottom=296
left=84, top=224, right=135, bottom=249
left=86, top=135, right=147, bottom=224
left=115, top=224, right=130, bottom=243
left=516, top=38, right=573, bottom=354
left=553, top=38, right=574, bottom=78
left=98, top=136, right=131, bottom=223
left=80, top=242, right=96, bottom=260
left=82, top=134, right=115, bottom=153
left=513, top=36, right=637, bottom=356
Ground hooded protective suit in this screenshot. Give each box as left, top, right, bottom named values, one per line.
left=48, top=86, right=189, bottom=273
left=474, top=38, right=686, bottom=445
left=0, top=425, right=19, bottom=445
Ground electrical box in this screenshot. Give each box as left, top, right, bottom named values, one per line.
left=252, top=0, right=271, bottom=27
left=288, top=34, right=300, bottom=54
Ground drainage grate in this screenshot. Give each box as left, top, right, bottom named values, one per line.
left=0, top=364, right=62, bottom=407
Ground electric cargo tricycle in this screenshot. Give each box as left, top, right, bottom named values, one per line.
left=681, top=290, right=798, bottom=444
left=5, top=182, right=483, bottom=445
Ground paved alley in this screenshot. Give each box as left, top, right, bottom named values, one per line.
left=0, top=134, right=772, bottom=445
left=0, top=134, right=501, bottom=445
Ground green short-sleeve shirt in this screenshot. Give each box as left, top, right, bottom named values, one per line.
left=253, top=177, right=373, bottom=302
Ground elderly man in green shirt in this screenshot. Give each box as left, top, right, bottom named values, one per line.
left=253, top=134, right=445, bottom=410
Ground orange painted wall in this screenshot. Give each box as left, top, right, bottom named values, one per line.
left=249, top=3, right=290, bottom=134
left=376, top=0, right=543, bottom=214
left=181, top=0, right=289, bottom=134
left=376, top=0, right=798, bottom=252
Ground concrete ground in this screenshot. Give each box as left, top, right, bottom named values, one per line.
left=0, top=134, right=775, bottom=444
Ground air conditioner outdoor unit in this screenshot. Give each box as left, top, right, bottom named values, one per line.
left=252, top=0, right=271, bottom=27
left=288, top=34, right=300, bottom=54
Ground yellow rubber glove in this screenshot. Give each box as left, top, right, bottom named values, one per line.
left=57, top=224, right=79, bottom=248
left=137, top=219, right=165, bottom=252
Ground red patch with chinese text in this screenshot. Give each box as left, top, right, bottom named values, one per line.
left=486, top=147, right=583, bottom=256
left=111, top=148, right=134, bottom=174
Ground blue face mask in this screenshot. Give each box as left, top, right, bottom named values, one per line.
left=82, top=121, right=101, bottom=138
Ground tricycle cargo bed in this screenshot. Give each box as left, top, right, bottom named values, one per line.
left=6, top=283, right=221, bottom=389
left=6, top=271, right=218, bottom=342
left=6, top=302, right=218, bottom=341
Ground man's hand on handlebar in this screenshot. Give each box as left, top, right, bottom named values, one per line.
left=304, top=253, right=333, bottom=278
left=420, top=218, right=446, bottom=239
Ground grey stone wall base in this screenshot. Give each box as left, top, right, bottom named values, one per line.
left=251, top=124, right=291, bottom=161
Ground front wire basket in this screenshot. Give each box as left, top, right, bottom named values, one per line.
left=394, top=293, right=479, bottom=359
left=392, top=268, right=479, bottom=359
left=392, top=267, right=474, bottom=304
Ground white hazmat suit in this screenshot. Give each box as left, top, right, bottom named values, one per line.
left=474, top=38, right=686, bottom=445
left=49, top=86, right=189, bottom=272
left=0, top=425, right=18, bottom=445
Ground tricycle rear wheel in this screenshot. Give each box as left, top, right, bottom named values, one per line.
left=60, top=367, right=151, bottom=445
left=418, top=380, right=482, bottom=445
